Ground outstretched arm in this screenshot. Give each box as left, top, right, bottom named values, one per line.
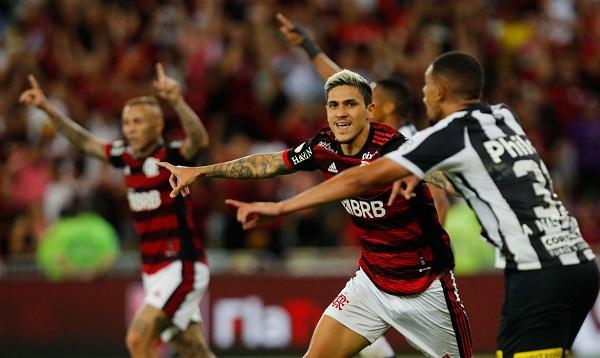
left=154, top=63, right=209, bottom=160
left=19, top=75, right=106, bottom=160
left=157, top=151, right=296, bottom=198
left=276, top=13, right=341, bottom=80
left=227, top=157, right=411, bottom=229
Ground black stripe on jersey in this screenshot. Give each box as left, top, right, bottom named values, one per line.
left=129, top=179, right=173, bottom=193
left=456, top=169, right=518, bottom=270
left=402, top=119, right=465, bottom=174
left=173, top=195, right=199, bottom=261
left=132, top=204, right=177, bottom=221
left=362, top=256, right=432, bottom=280
left=142, top=252, right=178, bottom=264
left=360, top=237, right=431, bottom=253
left=140, top=228, right=181, bottom=241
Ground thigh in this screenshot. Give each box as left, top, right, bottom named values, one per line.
left=384, top=272, right=472, bottom=358
left=323, top=271, right=390, bottom=344
left=498, top=269, right=571, bottom=357
left=305, top=314, right=370, bottom=358
left=128, top=304, right=171, bottom=343
left=143, top=261, right=209, bottom=339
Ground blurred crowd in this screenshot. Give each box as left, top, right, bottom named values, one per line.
left=1, top=0, right=599, bottom=266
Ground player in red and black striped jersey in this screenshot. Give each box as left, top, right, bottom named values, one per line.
left=20, top=64, right=215, bottom=358
left=159, top=69, right=472, bottom=357
left=281, top=122, right=453, bottom=295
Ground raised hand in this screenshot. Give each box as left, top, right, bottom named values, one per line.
left=156, top=161, right=199, bottom=198
left=153, top=63, right=182, bottom=104
left=225, top=199, right=282, bottom=230
left=19, top=75, right=49, bottom=110
left=276, top=13, right=304, bottom=47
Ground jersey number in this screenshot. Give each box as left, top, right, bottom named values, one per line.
left=513, top=159, right=559, bottom=219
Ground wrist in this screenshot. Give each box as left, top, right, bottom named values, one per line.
left=292, top=25, right=322, bottom=59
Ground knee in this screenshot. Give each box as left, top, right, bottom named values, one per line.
left=126, top=330, right=149, bottom=357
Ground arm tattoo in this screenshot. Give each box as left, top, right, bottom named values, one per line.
left=205, top=153, right=294, bottom=179
left=424, top=171, right=447, bottom=190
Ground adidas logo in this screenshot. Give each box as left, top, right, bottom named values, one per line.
left=328, top=162, right=338, bottom=173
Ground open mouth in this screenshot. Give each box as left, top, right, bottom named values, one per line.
left=335, top=122, right=352, bottom=131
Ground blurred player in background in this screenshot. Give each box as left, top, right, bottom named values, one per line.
left=227, top=52, right=599, bottom=358
left=160, top=69, right=472, bottom=357
left=19, top=64, right=214, bottom=358
left=276, top=13, right=449, bottom=226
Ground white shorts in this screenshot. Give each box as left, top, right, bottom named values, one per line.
left=142, top=260, right=209, bottom=340
left=324, top=268, right=471, bottom=357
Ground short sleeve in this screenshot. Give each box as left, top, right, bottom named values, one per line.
left=104, top=140, right=127, bottom=168
left=282, top=134, right=321, bottom=172
left=386, top=118, right=465, bottom=178
left=166, top=141, right=194, bottom=166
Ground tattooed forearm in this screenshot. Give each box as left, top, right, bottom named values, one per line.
left=424, top=171, right=447, bottom=190
left=44, top=106, right=105, bottom=159
left=204, top=152, right=294, bottom=179
left=424, top=171, right=461, bottom=197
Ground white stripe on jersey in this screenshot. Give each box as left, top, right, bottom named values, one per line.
left=472, top=110, right=504, bottom=139
left=492, top=104, right=526, bottom=136
left=398, top=123, right=418, bottom=138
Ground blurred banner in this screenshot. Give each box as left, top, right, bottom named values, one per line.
left=0, top=272, right=503, bottom=357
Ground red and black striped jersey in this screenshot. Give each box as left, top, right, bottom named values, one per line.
left=282, top=122, right=454, bottom=295
left=104, top=140, right=206, bottom=274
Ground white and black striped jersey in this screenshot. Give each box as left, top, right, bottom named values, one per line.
left=386, top=102, right=595, bottom=271
left=398, top=123, right=418, bottom=138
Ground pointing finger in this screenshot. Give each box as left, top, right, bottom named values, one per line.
left=156, top=161, right=175, bottom=172
left=28, top=75, right=41, bottom=90
left=275, top=13, right=294, bottom=29
left=156, top=63, right=165, bottom=82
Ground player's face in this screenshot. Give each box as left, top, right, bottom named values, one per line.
left=326, top=85, right=374, bottom=144
left=121, top=104, right=163, bottom=152
left=423, top=65, right=443, bottom=122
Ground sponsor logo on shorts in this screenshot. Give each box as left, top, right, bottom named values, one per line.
left=512, top=348, right=563, bottom=358
left=331, top=294, right=349, bottom=311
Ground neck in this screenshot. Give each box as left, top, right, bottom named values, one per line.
left=441, top=98, right=481, bottom=118
left=340, top=123, right=370, bottom=156
left=132, top=139, right=162, bottom=158
left=384, top=115, right=407, bottom=129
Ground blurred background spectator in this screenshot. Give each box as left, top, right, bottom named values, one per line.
left=1, top=0, right=599, bottom=275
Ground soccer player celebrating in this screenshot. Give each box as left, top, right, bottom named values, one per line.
left=19, top=64, right=215, bottom=358
left=276, top=12, right=449, bottom=226
left=159, top=69, right=472, bottom=357
left=227, top=52, right=599, bottom=358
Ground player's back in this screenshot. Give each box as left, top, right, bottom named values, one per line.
left=435, top=102, right=595, bottom=270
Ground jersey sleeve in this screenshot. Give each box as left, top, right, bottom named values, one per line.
left=166, top=141, right=194, bottom=166
left=282, top=133, right=320, bottom=172
left=103, top=140, right=127, bottom=168
left=385, top=118, right=465, bottom=178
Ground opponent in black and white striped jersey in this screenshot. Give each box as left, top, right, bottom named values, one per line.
left=390, top=101, right=595, bottom=270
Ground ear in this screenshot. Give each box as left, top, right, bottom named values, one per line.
left=383, top=101, right=396, bottom=116
left=366, top=103, right=376, bottom=121
left=437, top=83, right=447, bottom=102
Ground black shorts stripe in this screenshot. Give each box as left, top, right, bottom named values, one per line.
left=440, top=272, right=472, bottom=358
